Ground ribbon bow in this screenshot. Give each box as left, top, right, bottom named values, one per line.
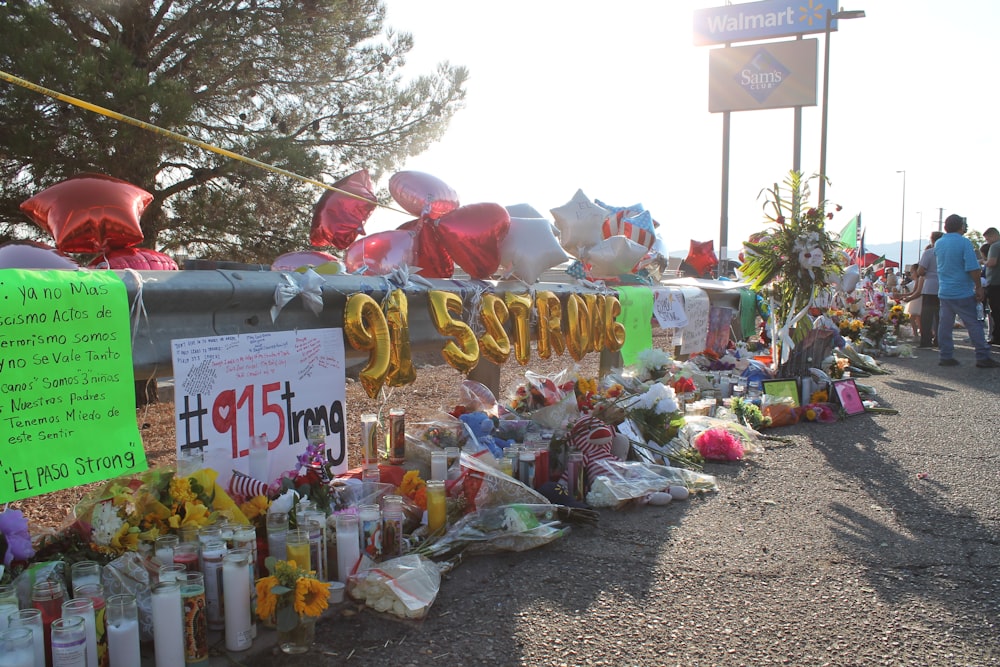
left=271, top=268, right=325, bottom=321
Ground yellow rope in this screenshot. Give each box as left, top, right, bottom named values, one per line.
left=0, top=68, right=398, bottom=211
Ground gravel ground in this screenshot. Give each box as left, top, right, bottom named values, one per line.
left=229, top=336, right=1000, bottom=667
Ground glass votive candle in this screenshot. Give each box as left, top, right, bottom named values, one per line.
left=6, top=609, right=44, bottom=667
left=426, top=480, right=446, bottom=533
left=0, top=626, right=33, bottom=666
left=173, top=542, right=200, bottom=573
left=158, top=563, right=187, bottom=583
left=70, top=561, right=102, bottom=591
left=286, top=529, right=311, bottom=571
left=335, top=514, right=360, bottom=584
left=106, top=594, right=140, bottom=667
left=50, top=616, right=87, bottom=667
left=61, top=597, right=97, bottom=667
left=154, top=534, right=179, bottom=565
left=361, top=464, right=381, bottom=499
left=430, top=451, right=447, bottom=481
left=0, top=584, right=19, bottom=631
left=267, top=511, right=289, bottom=561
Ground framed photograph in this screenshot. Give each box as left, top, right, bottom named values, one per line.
left=762, top=378, right=800, bottom=407
left=832, top=379, right=866, bottom=416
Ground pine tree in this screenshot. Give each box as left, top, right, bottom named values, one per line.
left=0, top=1, right=467, bottom=261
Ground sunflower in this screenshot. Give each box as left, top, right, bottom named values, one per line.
left=294, top=576, right=330, bottom=617
left=255, top=576, right=280, bottom=619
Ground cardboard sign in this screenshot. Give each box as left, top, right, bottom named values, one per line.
left=0, top=270, right=146, bottom=502
left=679, top=290, right=711, bottom=355
left=652, top=288, right=688, bottom=329
left=171, top=329, right=347, bottom=492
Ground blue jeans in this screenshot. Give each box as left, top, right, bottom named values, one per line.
left=938, top=295, right=991, bottom=361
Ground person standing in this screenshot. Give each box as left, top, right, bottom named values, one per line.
left=935, top=215, right=998, bottom=367
left=984, top=226, right=1000, bottom=344
left=901, top=263, right=923, bottom=339
left=916, top=231, right=943, bottom=348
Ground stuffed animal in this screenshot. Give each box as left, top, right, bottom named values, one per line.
left=558, top=416, right=620, bottom=493
left=458, top=411, right=510, bottom=458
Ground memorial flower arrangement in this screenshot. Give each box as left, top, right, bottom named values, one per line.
left=739, top=172, right=846, bottom=368
left=398, top=470, right=428, bottom=510
left=256, top=557, right=330, bottom=630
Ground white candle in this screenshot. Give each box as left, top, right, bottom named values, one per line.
left=222, top=552, right=252, bottom=652
left=6, top=610, right=45, bottom=667
left=248, top=433, right=269, bottom=482
left=201, top=540, right=226, bottom=631
left=0, top=603, right=17, bottom=629
left=151, top=582, right=185, bottom=667
left=107, top=618, right=141, bottom=667
left=0, top=628, right=33, bottom=667
left=61, top=600, right=96, bottom=667
left=335, top=514, right=361, bottom=584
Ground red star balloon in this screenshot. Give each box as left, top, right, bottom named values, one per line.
left=20, top=173, right=151, bottom=253
left=398, top=217, right=454, bottom=278
left=684, top=239, right=719, bottom=277
left=89, top=247, right=178, bottom=271
left=309, top=170, right=378, bottom=249
left=436, top=202, right=510, bottom=280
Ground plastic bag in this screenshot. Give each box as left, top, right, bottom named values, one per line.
left=586, top=460, right=718, bottom=508
left=454, top=452, right=548, bottom=514
left=348, top=554, right=441, bottom=619
left=103, top=552, right=157, bottom=641
left=761, top=395, right=800, bottom=427
left=416, top=504, right=570, bottom=560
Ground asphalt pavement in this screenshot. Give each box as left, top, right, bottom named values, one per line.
left=217, top=336, right=999, bottom=667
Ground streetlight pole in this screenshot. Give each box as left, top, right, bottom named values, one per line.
left=818, top=8, right=866, bottom=206
left=897, top=170, right=906, bottom=270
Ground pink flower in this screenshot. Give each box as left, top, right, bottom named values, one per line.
left=693, top=428, right=745, bottom=462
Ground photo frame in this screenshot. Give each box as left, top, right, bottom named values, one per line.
left=832, top=378, right=866, bottom=416
left=762, top=378, right=800, bottom=407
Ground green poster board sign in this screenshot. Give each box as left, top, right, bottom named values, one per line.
left=0, top=269, right=147, bottom=502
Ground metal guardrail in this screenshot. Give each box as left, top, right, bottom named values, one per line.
left=122, top=269, right=625, bottom=383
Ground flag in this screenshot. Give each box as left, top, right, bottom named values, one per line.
left=838, top=215, right=859, bottom=249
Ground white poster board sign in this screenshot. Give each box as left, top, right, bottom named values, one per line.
left=652, top=287, right=688, bottom=329
left=678, top=289, right=711, bottom=355
left=171, top=328, right=347, bottom=491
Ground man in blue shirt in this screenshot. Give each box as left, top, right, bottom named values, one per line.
left=935, top=214, right=998, bottom=367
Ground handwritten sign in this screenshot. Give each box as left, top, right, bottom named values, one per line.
left=679, top=289, right=711, bottom=355
left=171, top=329, right=347, bottom=492
left=652, top=288, right=688, bottom=329
left=0, top=269, right=146, bottom=502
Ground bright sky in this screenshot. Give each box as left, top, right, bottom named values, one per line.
left=367, top=0, right=997, bottom=270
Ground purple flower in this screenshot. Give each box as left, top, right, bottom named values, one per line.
left=0, top=509, right=34, bottom=566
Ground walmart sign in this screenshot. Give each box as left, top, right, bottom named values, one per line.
left=694, top=0, right=836, bottom=46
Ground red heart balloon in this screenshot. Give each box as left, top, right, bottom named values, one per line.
left=20, top=173, right=151, bottom=253
left=310, top=170, right=378, bottom=249
left=271, top=250, right=337, bottom=272
left=0, top=240, right=79, bottom=270
left=89, top=247, right=178, bottom=271
left=399, top=217, right=454, bottom=278
left=388, top=171, right=459, bottom=219
left=436, top=203, right=510, bottom=280
left=344, top=229, right=416, bottom=275
left=684, top=239, right=718, bottom=277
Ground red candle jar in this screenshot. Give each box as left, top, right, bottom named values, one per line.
left=31, top=579, right=66, bottom=667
